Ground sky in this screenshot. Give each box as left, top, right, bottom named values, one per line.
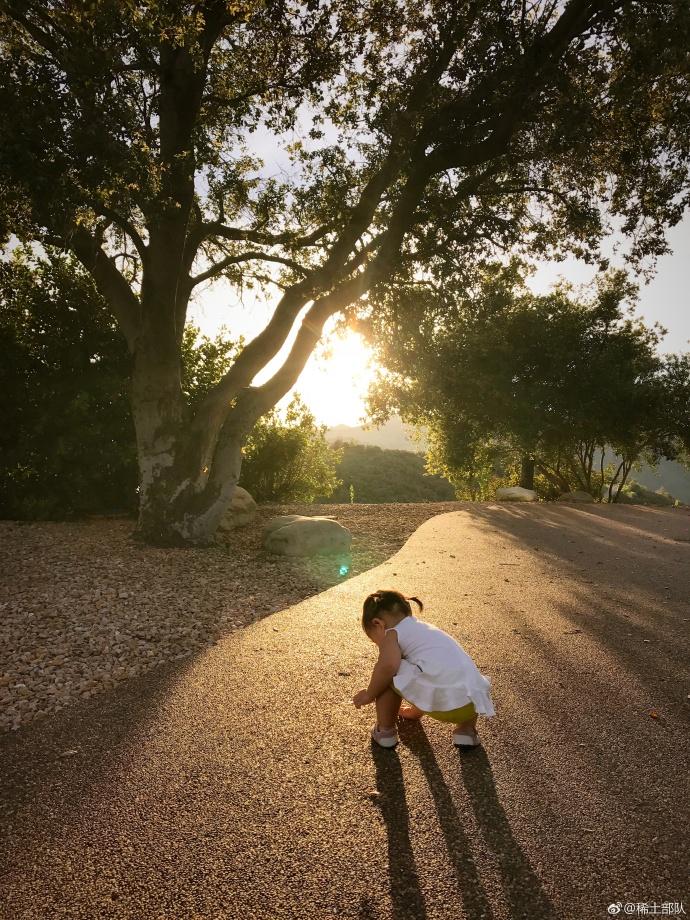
left=188, top=212, right=690, bottom=428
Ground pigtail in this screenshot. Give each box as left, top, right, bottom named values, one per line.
left=362, top=589, right=423, bottom=631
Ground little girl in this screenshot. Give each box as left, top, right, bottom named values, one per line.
left=353, top=589, right=495, bottom=749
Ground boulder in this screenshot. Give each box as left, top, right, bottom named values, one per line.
left=616, top=482, right=675, bottom=506
left=262, top=514, right=334, bottom=539
left=558, top=490, right=595, bottom=503
left=496, top=486, right=538, bottom=503
left=218, top=486, right=258, bottom=530
left=263, top=515, right=352, bottom=556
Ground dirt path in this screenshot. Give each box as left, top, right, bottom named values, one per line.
left=1, top=504, right=688, bottom=919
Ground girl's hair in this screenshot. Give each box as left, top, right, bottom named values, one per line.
left=362, top=589, right=423, bottom=632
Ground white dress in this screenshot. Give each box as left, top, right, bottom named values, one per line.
left=386, top=615, right=495, bottom=716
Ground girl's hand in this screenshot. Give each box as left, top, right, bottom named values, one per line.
left=353, top=689, right=372, bottom=709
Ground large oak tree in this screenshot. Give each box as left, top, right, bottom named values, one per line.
left=1, top=0, right=688, bottom=543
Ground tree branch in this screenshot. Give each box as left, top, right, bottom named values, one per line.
left=489, top=183, right=576, bottom=209
left=194, top=159, right=494, bottom=444
left=85, top=200, right=148, bottom=261
left=66, top=226, right=141, bottom=348
left=426, top=0, right=621, bottom=175
left=190, top=250, right=310, bottom=287
left=251, top=161, right=500, bottom=418
left=1, top=4, right=62, bottom=56
left=203, top=222, right=334, bottom=249
left=249, top=284, right=365, bottom=418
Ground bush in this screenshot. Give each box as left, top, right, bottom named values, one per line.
left=617, top=481, right=676, bottom=506
left=239, top=396, right=341, bottom=502
left=0, top=247, right=137, bottom=519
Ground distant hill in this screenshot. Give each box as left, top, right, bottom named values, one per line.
left=326, top=416, right=427, bottom=452
left=319, top=443, right=454, bottom=503
left=326, top=417, right=690, bottom=503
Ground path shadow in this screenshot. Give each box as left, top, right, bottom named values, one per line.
left=0, top=652, right=201, bottom=868
left=400, top=722, right=497, bottom=920
left=368, top=742, right=427, bottom=920
left=461, top=504, right=690, bottom=707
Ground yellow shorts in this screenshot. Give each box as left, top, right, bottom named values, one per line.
left=392, top=685, right=477, bottom=724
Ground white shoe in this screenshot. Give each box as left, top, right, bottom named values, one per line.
left=371, top=724, right=399, bottom=748
left=452, top=730, right=480, bottom=748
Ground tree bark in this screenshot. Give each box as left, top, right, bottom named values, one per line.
left=519, top=454, right=535, bottom=490
left=131, top=391, right=247, bottom=547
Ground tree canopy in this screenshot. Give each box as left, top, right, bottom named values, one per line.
left=1, top=1, right=689, bottom=541
left=365, top=262, right=690, bottom=500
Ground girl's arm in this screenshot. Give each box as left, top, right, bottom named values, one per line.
left=354, top=632, right=402, bottom=706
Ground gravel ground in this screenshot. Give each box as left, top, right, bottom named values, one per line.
left=0, top=502, right=460, bottom=733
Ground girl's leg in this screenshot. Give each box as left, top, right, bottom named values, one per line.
left=453, top=713, right=478, bottom=735
left=375, top=685, right=403, bottom=731
left=399, top=702, right=425, bottom=720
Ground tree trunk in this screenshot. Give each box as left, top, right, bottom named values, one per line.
left=519, top=454, right=535, bottom=490
left=131, top=376, right=246, bottom=546
left=128, top=260, right=250, bottom=546
left=535, top=461, right=570, bottom=494
left=133, top=439, right=243, bottom=546
left=130, top=365, right=252, bottom=546
left=611, top=458, right=634, bottom=504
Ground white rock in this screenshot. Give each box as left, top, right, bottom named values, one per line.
left=496, top=486, right=538, bottom=503
left=262, top=514, right=336, bottom=540
left=218, top=486, right=258, bottom=530
left=263, top=515, right=352, bottom=556
left=558, top=490, right=595, bottom=503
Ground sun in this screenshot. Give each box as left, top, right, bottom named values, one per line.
left=278, top=327, right=377, bottom=427
left=188, top=283, right=377, bottom=427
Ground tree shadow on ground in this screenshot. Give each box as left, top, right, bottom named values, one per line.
left=461, top=503, right=690, bottom=708
left=0, top=653, right=200, bottom=871
left=483, top=501, right=688, bottom=535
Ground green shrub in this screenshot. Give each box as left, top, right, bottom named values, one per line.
left=617, top=481, right=676, bottom=506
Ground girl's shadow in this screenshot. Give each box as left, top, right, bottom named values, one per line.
left=367, top=742, right=428, bottom=919
left=459, top=744, right=556, bottom=919
left=392, top=722, right=556, bottom=920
